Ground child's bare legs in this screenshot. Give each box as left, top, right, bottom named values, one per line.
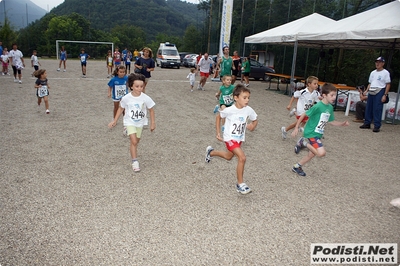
left=37, top=97, right=42, bottom=106
left=113, top=101, right=119, bottom=119
left=63, top=60, right=66, bottom=70
left=43, top=96, right=49, bottom=110
left=129, top=133, right=141, bottom=159
left=82, top=65, right=86, bottom=75
left=210, top=147, right=246, bottom=184
left=143, top=80, right=148, bottom=94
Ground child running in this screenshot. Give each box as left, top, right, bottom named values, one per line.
left=108, top=66, right=128, bottom=119
left=186, top=67, right=196, bottom=92
left=213, top=75, right=235, bottom=131
left=57, top=46, right=67, bottom=72
left=31, top=50, right=41, bottom=75
left=205, top=84, right=258, bottom=194
left=106, top=50, right=113, bottom=78
left=79, top=48, right=90, bottom=78
left=108, top=73, right=156, bottom=172
left=291, top=83, right=349, bottom=177
left=125, top=50, right=132, bottom=74
left=241, top=56, right=250, bottom=87
left=281, top=76, right=320, bottom=151
left=34, top=69, right=50, bottom=114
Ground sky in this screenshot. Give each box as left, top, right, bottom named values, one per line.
left=31, top=0, right=199, bottom=12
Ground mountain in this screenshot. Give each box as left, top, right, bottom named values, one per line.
left=0, top=0, right=47, bottom=29
left=49, top=0, right=203, bottom=40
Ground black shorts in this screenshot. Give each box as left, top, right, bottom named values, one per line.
left=81, top=62, right=87, bottom=66
left=243, top=72, right=250, bottom=77
left=12, top=66, right=21, bottom=75
left=34, top=65, right=39, bottom=71
left=232, top=69, right=239, bottom=76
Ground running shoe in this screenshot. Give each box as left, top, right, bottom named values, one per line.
left=289, top=108, right=296, bottom=117
left=299, top=127, right=304, bottom=133
left=57, top=68, right=60, bottom=71
left=294, top=137, right=305, bottom=154
left=132, top=161, right=140, bottom=172
left=281, top=126, right=287, bottom=139
left=292, top=166, right=306, bottom=176
left=46, top=109, right=50, bottom=114
left=18, top=80, right=22, bottom=84
left=213, top=105, right=219, bottom=114
left=205, top=146, right=214, bottom=163
left=14, top=79, right=18, bottom=83
left=63, top=69, right=66, bottom=72
left=236, top=183, right=252, bottom=194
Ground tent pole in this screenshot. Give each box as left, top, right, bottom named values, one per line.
left=289, top=40, right=298, bottom=96
left=392, top=81, right=400, bottom=125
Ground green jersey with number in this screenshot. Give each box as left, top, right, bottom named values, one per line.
left=304, top=101, right=334, bottom=139
left=220, top=56, right=233, bottom=77
left=219, top=84, right=235, bottom=106
left=242, top=60, right=250, bottom=73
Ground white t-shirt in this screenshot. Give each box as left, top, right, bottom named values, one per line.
left=31, top=55, right=39, bottom=66
left=1, top=54, right=9, bottom=63
left=198, top=57, right=213, bottom=73
left=220, top=105, right=257, bottom=142
left=120, top=92, right=155, bottom=127
left=187, top=72, right=196, bottom=83
left=369, top=69, right=391, bottom=89
left=9, top=49, right=24, bottom=69
left=293, top=88, right=320, bottom=115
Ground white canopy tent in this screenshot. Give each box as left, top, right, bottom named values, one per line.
left=244, top=13, right=336, bottom=48
left=297, top=0, right=400, bottom=50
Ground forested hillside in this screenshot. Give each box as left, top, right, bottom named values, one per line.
left=50, top=0, right=202, bottom=40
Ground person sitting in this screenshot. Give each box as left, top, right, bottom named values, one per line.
left=353, top=85, right=368, bottom=123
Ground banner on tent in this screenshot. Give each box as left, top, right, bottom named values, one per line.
left=219, top=0, right=233, bottom=55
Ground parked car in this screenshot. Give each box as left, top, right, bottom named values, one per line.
left=179, top=52, right=193, bottom=66
left=239, top=58, right=275, bottom=81
left=182, top=54, right=198, bottom=68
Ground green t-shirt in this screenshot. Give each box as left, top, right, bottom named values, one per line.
left=220, top=56, right=233, bottom=77
left=304, top=101, right=334, bottom=139
left=219, top=84, right=235, bottom=106
left=242, top=60, right=250, bottom=73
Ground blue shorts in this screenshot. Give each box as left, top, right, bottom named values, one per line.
left=308, top=137, right=323, bottom=149
left=81, top=62, right=86, bottom=66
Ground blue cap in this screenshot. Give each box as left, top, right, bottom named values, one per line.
left=375, top=56, right=385, bottom=62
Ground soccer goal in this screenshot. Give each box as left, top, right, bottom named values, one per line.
left=55, top=40, right=114, bottom=60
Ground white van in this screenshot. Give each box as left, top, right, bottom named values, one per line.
left=156, top=42, right=180, bottom=69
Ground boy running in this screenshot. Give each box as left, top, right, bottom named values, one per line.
left=291, top=83, right=349, bottom=177
left=205, top=84, right=258, bottom=194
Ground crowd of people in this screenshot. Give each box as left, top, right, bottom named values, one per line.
left=0, top=41, right=395, bottom=198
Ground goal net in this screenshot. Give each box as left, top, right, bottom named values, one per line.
left=55, top=40, right=114, bottom=60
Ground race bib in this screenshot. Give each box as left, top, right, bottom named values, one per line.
left=228, top=115, right=247, bottom=141
left=222, top=94, right=233, bottom=105
left=115, top=85, right=126, bottom=99
left=315, top=112, right=330, bottom=134
left=128, top=103, right=145, bottom=123
left=304, top=99, right=313, bottom=111
left=108, top=57, right=112, bottom=63
left=80, top=56, right=86, bottom=62
left=38, top=86, right=48, bottom=97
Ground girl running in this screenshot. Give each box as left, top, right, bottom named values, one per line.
left=34, top=69, right=50, bottom=114
left=108, top=66, right=128, bottom=119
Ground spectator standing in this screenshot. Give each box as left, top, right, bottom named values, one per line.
left=231, top=50, right=241, bottom=84
left=359, top=57, right=391, bottom=132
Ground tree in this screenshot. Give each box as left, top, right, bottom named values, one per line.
left=0, top=17, right=17, bottom=48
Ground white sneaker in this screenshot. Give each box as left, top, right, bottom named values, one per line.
left=299, top=127, right=304, bottom=133
left=14, top=79, right=18, bottom=83
left=46, top=109, right=50, bottom=114
left=18, top=80, right=22, bottom=84
left=281, top=126, right=287, bottom=139
left=63, top=69, right=66, bottom=72
left=236, top=183, right=252, bottom=194
left=57, top=68, right=60, bottom=71
left=289, top=108, right=296, bottom=117
left=1, top=73, right=4, bottom=76
left=132, top=161, right=140, bottom=172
